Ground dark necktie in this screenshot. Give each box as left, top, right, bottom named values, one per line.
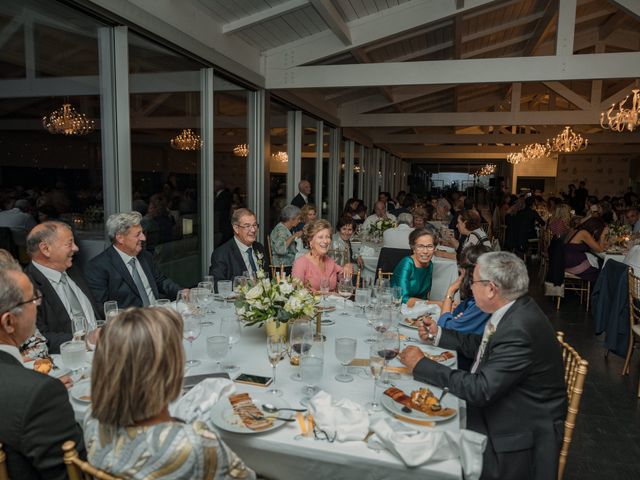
left=128, top=258, right=150, bottom=306
left=246, top=247, right=258, bottom=273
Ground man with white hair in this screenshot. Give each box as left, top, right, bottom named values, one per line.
left=399, top=252, right=566, bottom=480
left=86, top=212, right=182, bottom=308
left=382, top=212, right=414, bottom=249
left=291, top=179, right=313, bottom=208
left=362, top=200, right=397, bottom=233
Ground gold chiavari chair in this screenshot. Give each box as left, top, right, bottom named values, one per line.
left=556, top=332, right=589, bottom=480
left=622, top=267, right=640, bottom=397
left=354, top=270, right=361, bottom=288
left=538, top=228, right=552, bottom=284
left=0, top=443, right=9, bottom=480
left=266, top=235, right=277, bottom=278
left=63, top=441, right=121, bottom=480
left=557, top=273, right=591, bottom=312
left=377, top=268, right=393, bottom=286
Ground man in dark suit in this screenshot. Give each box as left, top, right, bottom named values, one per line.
left=24, top=221, right=101, bottom=354
left=214, top=180, right=233, bottom=246
left=86, top=211, right=182, bottom=308
left=290, top=179, right=313, bottom=208
left=0, top=264, right=84, bottom=480
left=209, top=207, right=267, bottom=291
left=400, top=251, right=566, bottom=480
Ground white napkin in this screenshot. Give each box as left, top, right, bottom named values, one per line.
left=585, top=252, right=599, bottom=269
left=309, top=391, right=369, bottom=441
left=371, top=418, right=487, bottom=480
left=170, top=378, right=235, bottom=423
left=401, top=301, right=441, bottom=320
left=359, top=245, right=376, bottom=257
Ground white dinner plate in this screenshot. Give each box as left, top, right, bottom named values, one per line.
left=420, top=345, right=456, bottom=367
left=321, top=318, right=336, bottom=326
left=381, top=391, right=457, bottom=423
left=210, top=394, right=293, bottom=434
left=399, top=318, right=421, bottom=329
left=70, top=379, right=92, bottom=403
left=49, top=367, right=71, bottom=378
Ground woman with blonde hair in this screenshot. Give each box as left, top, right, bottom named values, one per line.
left=292, top=219, right=353, bottom=291
left=84, top=307, right=254, bottom=479
left=548, top=203, right=572, bottom=239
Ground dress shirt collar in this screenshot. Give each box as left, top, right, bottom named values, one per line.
left=488, top=299, right=516, bottom=329
left=300, top=192, right=308, bottom=203
left=0, top=344, right=24, bottom=365
left=234, top=236, right=252, bottom=254
left=113, top=245, right=137, bottom=265
left=31, top=260, right=64, bottom=284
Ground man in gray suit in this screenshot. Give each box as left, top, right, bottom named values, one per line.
left=400, top=251, right=566, bottom=480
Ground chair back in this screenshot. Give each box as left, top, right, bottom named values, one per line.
left=377, top=268, right=393, bottom=286
left=266, top=235, right=276, bottom=278
left=0, top=443, right=9, bottom=480
left=63, top=441, right=121, bottom=480
left=628, top=267, right=640, bottom=328
left=354, top=270, right=361, bottom=288
left=555, top=332, right=589, bottom=480
left=375, top=247, right=409, bottom=278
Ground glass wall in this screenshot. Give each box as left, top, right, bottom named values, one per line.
left=0, top=0, right=106, bottom=266
left=301, top=113, right=316, bottom=212
left=269, top=101, right=288, bottom=230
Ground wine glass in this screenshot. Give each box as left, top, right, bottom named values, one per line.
left=377, top=329, right=401, bottom=385
left=267, top=334, right=286, bottom=396
left=233, top=276, right=247, bottom=296
left=366, top=344, right=384, bottom=412
left=364, top=303, right=383, bottom=344
left=390, top=286, right=402, bottom=310
left=192, top=287, right=214, bottom=326
left=198, top=281, right=216, bottom=314
left=103, top=301, right=118, bottom=322
left=337, top=277, right=354, bottom=316
left=220, top=317, right=241, bottom=371
left=183, top=313, right=202, bottom=367
left=60, top=340, right=87, bottom=380
left=319, top=278, right=330, bottom=307
left=300, top=334, right=324, bottom=406
left=71, top=314, right=87, bottom=342
left=217, top=280, right=233, bottom=309
left=176, top=290, right=193, bottom=316
left=289, top=319, right=313, bottom=381
left=354, top=287, right=371, bottom=318
left=335, top=337, right=357, bottom=382
left=206, top=335, right=229, bottom=371
left=202, top=275, right=214, bottom=285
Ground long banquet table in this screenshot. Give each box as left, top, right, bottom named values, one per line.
left=63, top=302, right=465, bottom=480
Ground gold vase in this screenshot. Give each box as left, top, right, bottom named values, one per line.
left=265, top=319, right=288, bottom=339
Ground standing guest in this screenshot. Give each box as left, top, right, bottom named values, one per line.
left=84, top=307, right=255, bottom=480
left=332, top=216, right=364, bottom=271
left=209, top=208, right=267, bottom=289
left=0, top=264, right=84, bottom=480
left=294, top=203, right=318, bottom=254
left=399, top=252, right=566, bottom=480
left=292, top=219, right=353, bottom=291
left=383, top=212, right=414, bottom=249
left=291, top=179, right=313, bottom=208
left=575, top=181, right=589, bottom=215
left=564, top=217, right=609, bottom=282
left=362, top=200, right=397, bottom=233
left=270, top=204, right=302, bottom=275
left=513, top=196, right=545, bottom=254
left=391, top=228, right=436, bottom=304
left=25, top=221, right=101, bottom=353
left=86, top=212, right=182, bottom=308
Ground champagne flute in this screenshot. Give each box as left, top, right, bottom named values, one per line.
left=319, top=278, right=330, bottom=308
left=71, top=314, right=87, bottom=342
left=217, top=280, right=233, bottom=309
left=267, top=334, right=286, bottom=396
left=207, top=335, right=229, bottom=371
left=103, top=301, right=118, bottom=322
left=335, top=337, right=357, bottom=382
left=354, top=287, right=371, bottom=318
left=183, top=313, right=202, bottom=367
left=289, top=319, right=313, bottom=381
left=337, top=277, right=353, bottom=316
left=300, top=334, right=324, bottom=406
left=366, top=344, right=384, bottom=412
left=220, top=317, right=241, bottom=371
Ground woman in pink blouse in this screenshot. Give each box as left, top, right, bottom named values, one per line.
left=292, top=219, right=353, bottom=291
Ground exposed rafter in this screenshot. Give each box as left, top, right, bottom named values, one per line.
left=309, top=0, right=351, bottom=46
left=221, top=0, right=308, bottom=34
left=610, top=0, right=640, bottom=19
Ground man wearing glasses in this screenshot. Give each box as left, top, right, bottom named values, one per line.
left=399, top=251, right=566, bottom=480
left=0, top=263, right=84, bottom=480
left=209, top=208, right=267, bottom=291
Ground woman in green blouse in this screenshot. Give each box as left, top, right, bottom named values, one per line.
left=391, top=227, right=437, bottom=303
left=270, top=204, right=302, bottom=274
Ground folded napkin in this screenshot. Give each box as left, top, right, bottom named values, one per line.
left=401, top=301, right=441, bottom=320
left=309, top=391, right=369, bottom=441
left=170, top=378, right=235, bottom=423
left=371, top=418, right=487, bottom=480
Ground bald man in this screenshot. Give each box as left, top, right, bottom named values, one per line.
left=291, top=179, right=313, bottom=208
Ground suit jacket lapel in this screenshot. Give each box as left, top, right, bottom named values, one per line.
left=107, top=247, right=139, bottom=295
left=231, top=241, right=246, bottom=274
left=138, top=253, right=160, bottom=298
left=67, top=265, right=101, bottom=319
left=25, top=264, right=69, bottom=322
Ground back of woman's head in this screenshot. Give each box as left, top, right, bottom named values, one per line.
left=91, top=307, right=184, bottom=426
left=460, top=209, right=481, bottom=231
left=459, top=244, right=492, bottom=299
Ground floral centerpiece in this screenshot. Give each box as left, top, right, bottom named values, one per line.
left=608, top=222, right=631, bottom=247
left=368, top=217, right=397, bottom=240
left=234, top=269, right=319, bottom=336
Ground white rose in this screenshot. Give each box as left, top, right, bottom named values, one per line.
left=262, top=278, right=271, bottom=290
left=280, top=282, right=294, bottom=295
left=286, top=296, right=302, bottom=313
left=245, top=284, right=263, bottom=300
left=236, top=306, right=246, bottom=316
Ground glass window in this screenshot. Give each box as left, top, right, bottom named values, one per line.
left=269, top=101, right=288, bottom=231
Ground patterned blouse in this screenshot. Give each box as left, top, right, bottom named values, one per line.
left=270, top=222, right=297, bottom=267
left=83, top=416, right=255, bottom=480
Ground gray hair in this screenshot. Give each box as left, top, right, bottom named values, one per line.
left=280, top=204, right=301, bottom=222
left=397, top=213, right=413, bottom=226
left=231, top=208, right=256, bottom=225
left=476, top=251, right=529, bottom=300
left=26, top=221, right=72, bottom=256
left=0, top=264, right=25, bottom=315
left=106, top=211, right=142, bottom=242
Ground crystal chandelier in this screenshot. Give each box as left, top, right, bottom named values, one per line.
left=42, top=103, right=95, bottom=136
left=546, top=126, right=587, bottom=153
left=272, top=151, right=288, bottom=163
left=233, top=143, right=249, bottom=157
left=522, top=143, right=549, bottom=161
left=507, top=152, right=525, bottom=165
left=170, top=129, right=202, bottom=151
left=475, top=163, right=496, bottom=176
left=600, top=89, right=639, bottom=132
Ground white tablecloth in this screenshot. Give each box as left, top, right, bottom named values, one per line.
left=63, top=303, right=465, bottom=480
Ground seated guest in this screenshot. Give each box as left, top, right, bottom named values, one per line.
left=86, top=212, right=182, bottom=307
left=292, top=219, right=353, bottom=291
left=436, top=244, right=491, bottom=336
left=383, top=212, right=414, bottom=249
left=626, top=207, right=640, bottom=233
left=332, top=216, right=364, bottom=270
left=441, top=210, right=490, bottom=259
left=547, top=203, right=572, bottom=239
left=399, top=252, right=566, bottom=480
left=84, top=307, right=255, bottom=479
left=270, top=204, right=302, bottom=274
left=294, top=203, right=318, bottom=254
left=25, top=221, right=101, bottom=353
left=564, top=217, right=609, bottom=282
left=209, top=208, right=267, bottom=289
left=0, top=264, right=84, bottom=480
left=0, top=197, right=37, bottom=247
left=352, top=202, right=367, bottom=225
left=391, top=227, right=437, bottom=304
left=362, top=200, right=397, bottom=233
left=342, top=197, right=361, bottom=218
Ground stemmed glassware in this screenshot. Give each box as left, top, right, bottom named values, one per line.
left=267, top=334, right=287, bottom=396
left=390, top=286, right=402, bottom=310
left=183, top=313, right=202, bottom=367
left=233, top=276, right=247, bottom=298
left=319, top=278, right=330, bottom=307
left=71, top=314, right=87, bottom=342
left=207, top=335, right=229, bottom=371
left=337, top=277, right=354, bottom=315
left=220, top=317, right=241, bottom=371
left=299, top=333, right=324, bottom=406
left=153, top=298, right=171, bottom=307
left=354, top=287, right=370, bottom=318
left=366, top=344, right=384, bottom=412
left=103, top=301, right=118, bottom=322
left=334, top=337, right=357, bottom=382
left=195, top=283, right=215, bottom=324
left=289, top=319, right=314, bottom=381
left=377, top=329, right=401, bottom=385
left=364, top=303, right=382, bottom=343
left=217, top=280, right=234, bottom=309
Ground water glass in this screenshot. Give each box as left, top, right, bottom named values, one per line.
left=60, top=340, right=87, bottom=379
left=354, top=288, right=371, bottom=318
left=300, top=334, right=324, bottom=406
left=202, top=275, right=214, bottom=285
left=366, top=344, right=384, bottom=412
left=103, top=301, right=118, bottom=322
left=267, top=334, right=287, bottom=396
left=220, top=317, right=241, bottom=371
left=207, top=335, right=229, bottom=371
left=153, top=298, right=171, bottom=308
left=217, top=280, right=233, bottom=308
left=335, top=337, right=357, bottom=382
left=183, top=313, right=202, bottom=367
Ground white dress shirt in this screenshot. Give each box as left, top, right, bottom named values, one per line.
left=234, top=237, right=259, bottom=274
left=383, top=224, right=414, bottom=249
left=113, top=247, right=157, bottom=304
left=0, top=344, right=23, bottom=365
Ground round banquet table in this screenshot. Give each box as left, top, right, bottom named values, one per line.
left=61, top=302, right=466, bottom=480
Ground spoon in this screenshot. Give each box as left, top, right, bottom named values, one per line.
left=262, top=403, right=307, bottom=413
left=430, top=387, right=449, bottom=411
